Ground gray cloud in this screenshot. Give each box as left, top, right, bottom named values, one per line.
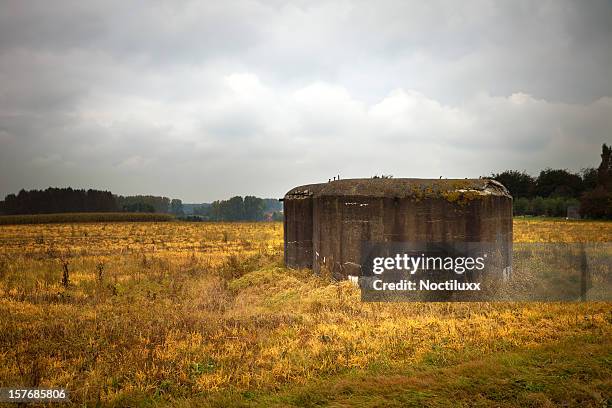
left=0, top=0, right=611, bottom=202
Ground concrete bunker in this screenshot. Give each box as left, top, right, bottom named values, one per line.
left=283, top=183, right=326, bottom=269
left=283, top=178, right=512, bottom=280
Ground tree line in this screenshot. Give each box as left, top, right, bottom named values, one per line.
left=0, top=188, right=282, bottom=221
left=0, top=188, right=118, bottom=215
left=491, top=144, right=611, bottom=219
left=2, top=144, right=608, bottom=219
left=191, top=196, right=282, bottom=221
left=115, top=195, right=184, bottom=215
left=0, top=189, right=186, bottom=216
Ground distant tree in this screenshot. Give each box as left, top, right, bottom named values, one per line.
left=580, top=187, right=612, bottom=219
left=207, top=201, right=219, bottom=221
left=115, top=195, right=170, bottom=213
left=1, top=187, right=117, bottom=215
left=244, top=196, right=264, bottom=221
left=513, top=197, right=530, bottom=215
left=544, top=197, right=568, bottom=217
left=543, top=197, right=558, bottom=217
left=534, top=169, right=583, bottom=198
left=3, top=194, right=17, bottom=214
left=491, top=170, right=535, bottom=198
left=581, top=168, right=599, bottom=191
left=531, top=197, right=546, bottom=215
left=170, top=199, right=184, bottom=215
left=580, top=143, right=612, bottom=219
left=192, top=204, right=211, bottom=217
left=596, top=143, right=611, bottom=189
left=224, top=196, right=245, bottom=220
left=262, top=198, right=283, bottom=213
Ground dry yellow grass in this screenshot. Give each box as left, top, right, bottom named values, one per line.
left=0, top=218, right=610, bottom=407
left=513, top=217, right=612, bottom=243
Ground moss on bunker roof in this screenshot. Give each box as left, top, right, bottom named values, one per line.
left=284, top=178, right=510, bottom=200
left=285, top=183, right=327, bottom=197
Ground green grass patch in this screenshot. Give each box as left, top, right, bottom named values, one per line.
left=188, top=334, right=611, bottom=407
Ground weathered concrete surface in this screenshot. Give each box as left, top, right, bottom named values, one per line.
left=283, top=178, right=512, bottom=279
left=283, top=183, right=325, bottom=269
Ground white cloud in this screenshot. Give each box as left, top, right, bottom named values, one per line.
left=0, top=0, right=610, bottom=201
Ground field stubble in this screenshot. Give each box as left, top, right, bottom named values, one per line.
left=0, top=219, right=610, bottom=407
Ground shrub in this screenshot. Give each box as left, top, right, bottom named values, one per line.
left=513, top=197, right=530, bottom=215
left=531, top=197, right=546, bottom=215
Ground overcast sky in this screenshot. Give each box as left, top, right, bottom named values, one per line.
left=0, top=1, right=611, bottom=202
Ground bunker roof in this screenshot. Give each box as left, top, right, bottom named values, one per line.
left=284, top=183, right=327, bottom=198
left=284, top=178, right=510, bottom=200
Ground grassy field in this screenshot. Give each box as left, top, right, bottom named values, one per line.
left=0, top=219, right=610, bottom=407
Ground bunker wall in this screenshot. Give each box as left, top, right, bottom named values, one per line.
left=283, top=183, right=325, bottom=269
left=312, top=194, right=512, bottom=279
